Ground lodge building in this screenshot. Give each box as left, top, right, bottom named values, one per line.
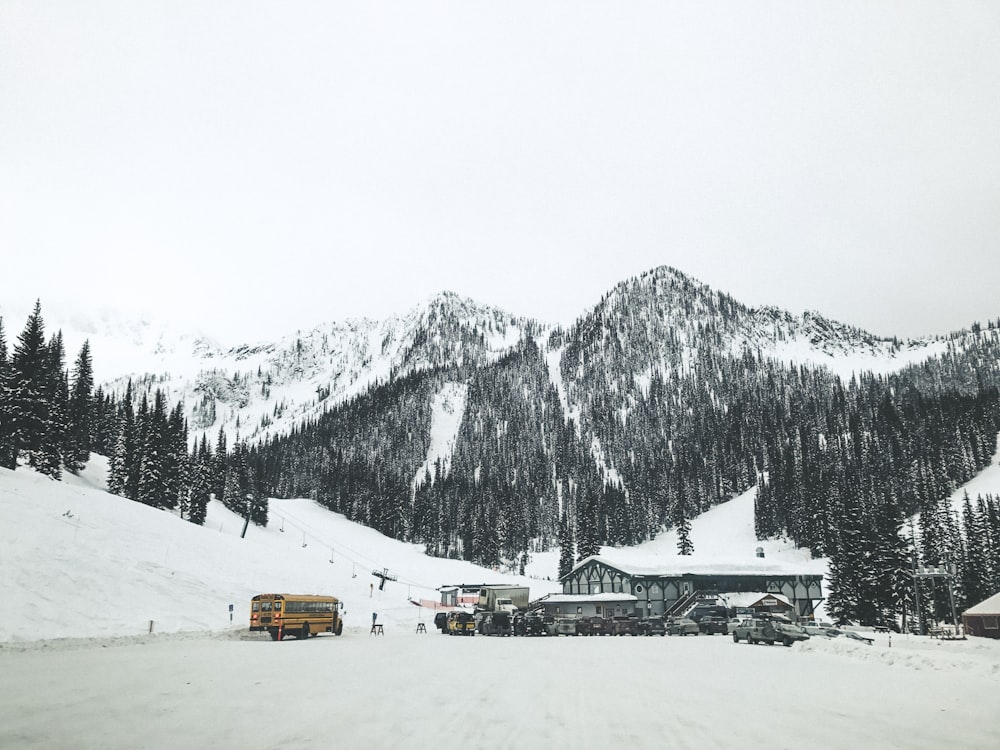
left=560, top=556, right=824, bottom=619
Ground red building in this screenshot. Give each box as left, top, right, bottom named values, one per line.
left=962, top=591, right=1000, bottom=639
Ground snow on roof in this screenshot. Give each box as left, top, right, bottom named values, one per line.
left=718, top=592, right=791, bottom=609
left=963, top=590, right=1000, bottom=615
left=541, top=593, right=638, bottom=604
left=569, top=553, right=821, bottom=579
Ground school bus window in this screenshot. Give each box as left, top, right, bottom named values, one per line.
left=252, top=602, right=260, bottom=612
left=274, top=602, right=282, bottom=611
left=261, top=602, right=272, bottom=612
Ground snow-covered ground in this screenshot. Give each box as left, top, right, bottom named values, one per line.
left=3, top=458, right=1000, bottom=748
left=1, top=627, right=998, bottom=749
left=2, top=457, right=553, bottom=642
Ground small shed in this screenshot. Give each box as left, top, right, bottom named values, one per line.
left=719, top=591, right=794, bottom=617
left=962, top=591, right=1000, bottom=639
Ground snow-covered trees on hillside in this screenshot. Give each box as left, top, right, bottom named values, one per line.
left=0, top=302, right=94, bottom=479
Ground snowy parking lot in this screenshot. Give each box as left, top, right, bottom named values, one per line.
left=2, top=628, right=998, bottom=750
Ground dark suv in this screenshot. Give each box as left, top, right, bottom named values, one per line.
left=698, top=616, right=728, bottom=635
left=638, top=617, right=666, bottom=636
left=434, top=611, right=449, bottom=633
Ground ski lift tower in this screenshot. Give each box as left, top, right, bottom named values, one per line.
left=912, top=564, right=959, bottom=635
left=373, top=568, right=397, bottom=591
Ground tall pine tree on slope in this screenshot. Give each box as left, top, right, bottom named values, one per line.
left=137, top=389, right=167, bottom=508
left=9, top=301, right=61, bottom=477
left=0, top=317, right=14, bottom=469
left=65, top=340, right=94, bottom=474
left=186, top=434, right=212, bottom=525
left=41, top=331, right=68, bottom=479
left=107, top=380, right=135, bottom=497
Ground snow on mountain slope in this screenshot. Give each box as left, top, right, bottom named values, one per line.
left=411, top=381, right=468, bottom=493
left=591, top=267, right=957, bottom=384
left=594, top=485, right=827, bottom=576
left=9, top=291, right=537, bottom=447
left=0, top=459, right=555, bottom=643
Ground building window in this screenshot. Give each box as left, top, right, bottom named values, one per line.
left=577, top=606, right=583, bottom=615
left=985, top=616, right=999, bottom=630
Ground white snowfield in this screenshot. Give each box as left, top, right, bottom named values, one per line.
left=2, top=458, right=1000, bottom=749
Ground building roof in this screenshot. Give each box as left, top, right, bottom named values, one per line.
left=964, top=590, right=1000, bottom=615
left=566, top=554, right=823, bottom=580
left=718, top=592, right=792, bottom=609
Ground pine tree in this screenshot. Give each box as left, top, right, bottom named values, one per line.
left=107, top=382, right=135, bottom=497
left=187, top=434, right=212, bottom=525
left=557, top=509, right=576, bottom=578
left=162, top=403, right=187, bottom=511
left=9, top=302, right=59, bottom=476
left=129, top=390, right=149, bottom=501
left=0, top=316, right=14, bottom=469
left=137, top=390, right=167, bottom=507
left=212, top=426, right=228, bottom=503
left=576, top=492, right=602, bottom=561
left=39, top=331, right=68, bottom=479
left=64, top=340, right=94, bottom=473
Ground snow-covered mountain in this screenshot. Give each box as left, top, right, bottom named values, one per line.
left=5, top=266, right=987, bottom=452
left=3, top=291, right=541, bottom=446
left=573, top=266, right=957, bottom=384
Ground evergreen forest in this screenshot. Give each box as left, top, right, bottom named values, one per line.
left=3, top=283, right=1000, bottom=632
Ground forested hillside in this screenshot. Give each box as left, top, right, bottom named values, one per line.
left=3, top=267, right=1000, bottom=629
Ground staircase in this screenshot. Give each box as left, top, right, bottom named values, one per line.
left=665, top=590, right=719, bottom=618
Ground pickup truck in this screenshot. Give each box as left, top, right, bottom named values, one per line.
left=732, top=618, right=778, bottom=645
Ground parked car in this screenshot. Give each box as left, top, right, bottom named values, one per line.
left=576, top=616, right=614, bottom=636
left=611, top=616, right=640, bottom=636
left=804, top=624, right=842, bottom=638
left=446, top=611, right=476, bottom=636
left=698, top=617, right=728, bottom=635
left=514, top=611, right=550, bottom=636
left=772, top=621, right=810, bottom=646
left=434, top=611, right=450, bottom=634
left=842, top=630, right=874, bottom=645
left=732, top=618, right=777, bottom=645
left=666, top=617, right=700, bottom=636
left=638, top=617, right=666, bottom=636
left=553, top=617, right=579, bottom=636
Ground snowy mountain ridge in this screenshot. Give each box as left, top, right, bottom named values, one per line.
left=3, top=266, right=993, bottom=451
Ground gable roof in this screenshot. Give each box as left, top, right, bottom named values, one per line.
left=566, top=554, right=822, bottom=580
left=964, top=590, right=1000, bottom=615
left=719, top=592, right=792, bottom=609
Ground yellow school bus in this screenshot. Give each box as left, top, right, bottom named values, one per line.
left=250, top=594, right=344, bottom=640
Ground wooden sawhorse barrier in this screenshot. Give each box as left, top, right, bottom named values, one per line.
left=370, top=623, right=384, bottom=635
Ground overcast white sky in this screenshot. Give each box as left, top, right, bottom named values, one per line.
left=2, top=1, right=999, bottom=343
